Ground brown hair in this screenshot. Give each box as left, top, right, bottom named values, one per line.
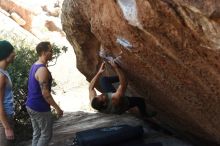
left=91, top=97, right=106, bottom=111
left=36, top=41, right=51, bottom=56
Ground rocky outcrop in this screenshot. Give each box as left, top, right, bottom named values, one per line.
left=0, top=11, right=40, bottom=45
left=0, top=0, right=64, bottom=38
left=0, top=0, right=33, bottom=30
left=61, top=0, right=220, bottom=145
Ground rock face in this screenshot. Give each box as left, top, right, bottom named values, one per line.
left=0, top=0, right=33, bottom=30
left=61, top=0, right=220, bottom=144
left=0, top=0, right=64, bottom=39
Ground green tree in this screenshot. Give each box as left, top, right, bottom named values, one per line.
left=1, top=31, right=67, bottom=144
left=5, top=41, right=66, bottom=144
left=8, top=46, right=37, bottom=143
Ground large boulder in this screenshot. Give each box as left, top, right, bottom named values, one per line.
left=61, top=0, right=220, bottom=145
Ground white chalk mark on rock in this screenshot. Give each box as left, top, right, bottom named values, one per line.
left=117, top=0, right=142, bottom=28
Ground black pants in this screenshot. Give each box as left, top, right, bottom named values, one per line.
left=99, top=76, right=146, bottom=115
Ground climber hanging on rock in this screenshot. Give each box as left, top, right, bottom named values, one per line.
left=89, top=49, right=156, bottom=118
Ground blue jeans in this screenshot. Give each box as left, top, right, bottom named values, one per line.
left=99, top=76, right=118, bottom=92
left=99, top=76, right=147, bottom=115
left=26, top=107, right=53, bottom=146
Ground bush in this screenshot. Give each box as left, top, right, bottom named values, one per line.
left=8, top=44, right=66, bottom=144
left=0, top=34, right=66, bottom=144
left=8, top=46, right=37, bottom=143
